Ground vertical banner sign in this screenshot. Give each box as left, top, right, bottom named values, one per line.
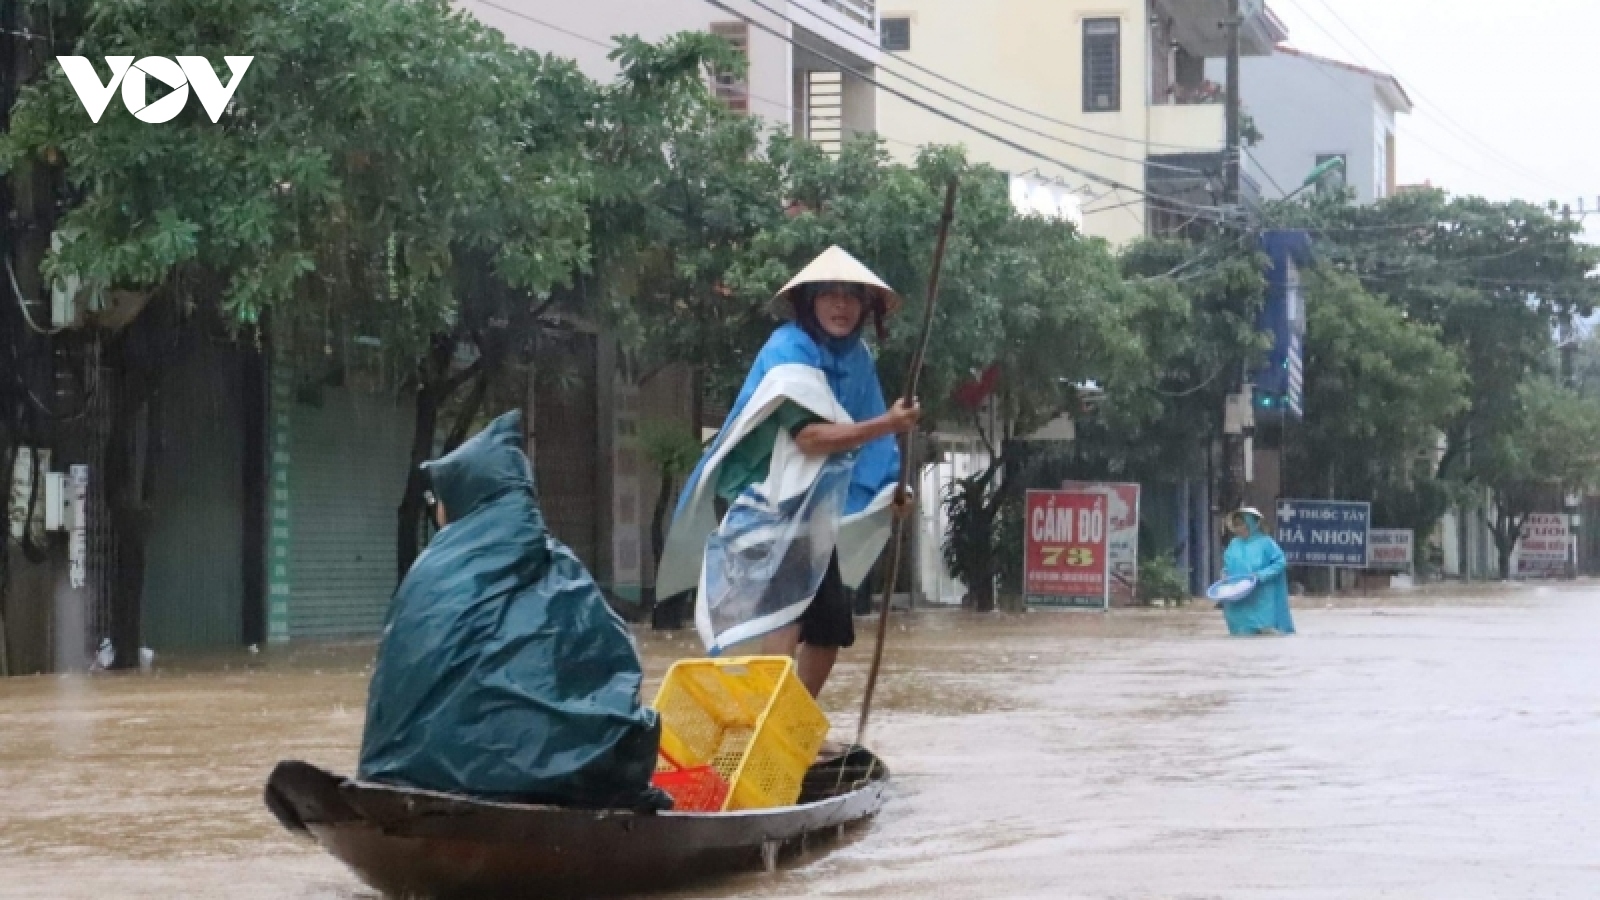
left=1063, top=481, right=1141, bottom=605
left=69, top=464, right=89, bottom=589
left=1514, top=513, right=1569, bottom=578
left=8, top=447, right=33, bottom=540
left=610, top=377, right=642, bottom=595
left=1025, top=490, right=1110, bottom=609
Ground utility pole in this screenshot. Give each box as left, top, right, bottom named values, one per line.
left=1217, top=0, right=1246, bottom=523
left=1561, top=204, right=1574, bottom=576
left=1223, top=0, right=1242, bottom=207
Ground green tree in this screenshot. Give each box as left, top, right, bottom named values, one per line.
left=1475, top=378, right=1600, bottom=578
left=1270, top=190, right=1600, bottom=482
left=1285, top=268, right=1468, bottom=537
left=1, top=0, right=598, bottom=659
left=637, top=418, right=702, bottom=579
left=1071, top=234, right=1270, bottom=482
left=710, top=140, right=1159, bottom=611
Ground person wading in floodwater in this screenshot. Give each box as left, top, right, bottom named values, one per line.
left=657, top=246, right=918, bottom=697
left=1220, top=507, right=1296, bottom=636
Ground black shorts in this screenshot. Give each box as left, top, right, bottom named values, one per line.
left=798, top=554, right=855, bottom=649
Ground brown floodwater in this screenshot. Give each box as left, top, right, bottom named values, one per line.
left=3, top=583, right=1598, bottom=899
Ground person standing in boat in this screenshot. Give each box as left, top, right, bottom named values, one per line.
left=358, top=410, right=667, bottom=809
left=657, top=246, right=919, bottom=697
left=1220, top=507, right=1295, bottom=636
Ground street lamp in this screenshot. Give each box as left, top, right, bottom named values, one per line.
left=1282, top=156, right=1347, bottom=201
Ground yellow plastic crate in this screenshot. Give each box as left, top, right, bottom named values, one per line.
left=650, top=656, right=830, bottom=812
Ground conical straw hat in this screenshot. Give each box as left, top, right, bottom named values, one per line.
left=770, top=245, right=904, bottom=320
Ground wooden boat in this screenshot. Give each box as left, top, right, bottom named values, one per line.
left=264, top=745, right=889, bottom=899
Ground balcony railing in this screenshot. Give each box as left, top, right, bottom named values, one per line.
left=1161, top=80, right=1224, bottom=106
left=816, top=0, right=875, bottom=29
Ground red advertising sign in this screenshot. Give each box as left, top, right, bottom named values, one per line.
left=1514, top=513, right=1570, bottom=578
left=1062, top=481, right=1141, bottom=605
left=1024, top=490, right=1110, bottom=609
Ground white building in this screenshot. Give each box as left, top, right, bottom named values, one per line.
left=460, top=0, right=881, bottom=142
left=876, top=0, right=1287, bottom=245
left=1221, top=46, right=1413, bottom=203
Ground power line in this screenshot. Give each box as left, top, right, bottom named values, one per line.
left=691, top=0, right=1233, bottom=219
left=1276, top=41, right=1527, bottom=200
left=1271, top=0, right=1562, bottom=201
left=464, top=0, right=919, bottom=153
left=738, top=0, right=1211, bottom=178
left=473, top=1, right=1237, bottom=227
left=1245, top=146, right=1289, bottom=198
left=467, top=0, right=612, bottom=52
left=1298, top=0, right=1571, bottom=199
left=768, top=0, right=1219, bottom=155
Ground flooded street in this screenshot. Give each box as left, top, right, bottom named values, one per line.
left=3, top=585, right=1599, bottom=899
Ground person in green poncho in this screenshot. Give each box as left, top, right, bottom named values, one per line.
left=358, top=411, right=666, bottom=809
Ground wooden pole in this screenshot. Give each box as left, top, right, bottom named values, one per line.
left=856, top=177, right=959, bottom=745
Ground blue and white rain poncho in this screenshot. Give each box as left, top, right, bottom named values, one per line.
left=656, top=248, right=901, bottom=656
left=1220, top=512, right=1296, bottom=636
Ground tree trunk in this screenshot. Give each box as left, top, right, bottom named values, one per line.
left=971, top=577, right=996, bottom=613
left=442, top=366, right=493, bottom=454
left=1486, top=503, right=1521, bottom=581
left=972, top=501, right=998, bottom=613
left=99, top=294, right=180, bottom=666
left=650, top=472, right=673, bottom=570
left=103, top=317, right=169, bottom=669
left=396, top=336, right=499, bottom=577
left=396, top=339, right=453, bottom=578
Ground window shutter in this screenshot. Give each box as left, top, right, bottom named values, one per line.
left=710, top=22, right=750, bottom=114
left=881, top=17, right=911, bottom=52
left=1083, top=18, right=1121, bottom=113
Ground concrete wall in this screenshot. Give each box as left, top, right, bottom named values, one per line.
left=457, top=0, right=796, bottom=126
left=1217, top=52, right=1395, bottom=204
left=635, top=365, right=698, bottom=592
left=878, top=0, right=1159, bottom=245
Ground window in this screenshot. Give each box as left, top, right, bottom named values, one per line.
left=709, top=22, right=749, bottom=114
left=806, top=70, right=844, bottom=157
left=1083, top=18, right=1120, bottom=112
left=1373, top=134, right=1388, bottom=199
left=1385, top=132, right=1397, bottom=197
left=881, top=16, right=911, bottom=52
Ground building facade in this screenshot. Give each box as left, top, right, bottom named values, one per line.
left=462, top=0, right=882, bottom=142
left=875, top=0, right=1285, bottom=244
left=1223, top=46, right=1413, bottom=204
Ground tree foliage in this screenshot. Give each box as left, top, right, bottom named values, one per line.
left=2, top=0, right=595, bottom=343
left=1266, top=188, right=1600, bottom=559
left=1474, top=377, right=1600, bottom=577
left=1285, top=268, right=1467, bottom=535
left=1269, top=190, right=1600, bottom=481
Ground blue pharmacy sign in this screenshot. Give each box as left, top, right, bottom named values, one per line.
left=1275, top=499, right=1371, bottom=567
left=1253, top=230, right=1313, bottom=420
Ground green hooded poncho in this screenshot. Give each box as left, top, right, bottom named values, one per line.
left=357, top=410, right=664, bottom=809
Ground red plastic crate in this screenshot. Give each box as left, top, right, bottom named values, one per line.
left=651, top=749, right=730, bottom=813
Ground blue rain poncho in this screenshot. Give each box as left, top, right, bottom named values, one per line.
left=1221, top=515, right=1295, bottom=636
left=656, top=323, right=899, bottom=655
left=357, top=411, right=665, bottom=808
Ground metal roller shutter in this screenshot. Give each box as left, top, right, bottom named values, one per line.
left=287, top=387, right=414, bottom=640
left=141, top=335, right=246, bottom=651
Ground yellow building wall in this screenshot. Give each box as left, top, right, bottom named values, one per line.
left=878, top=0, right=1166, bottom=246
